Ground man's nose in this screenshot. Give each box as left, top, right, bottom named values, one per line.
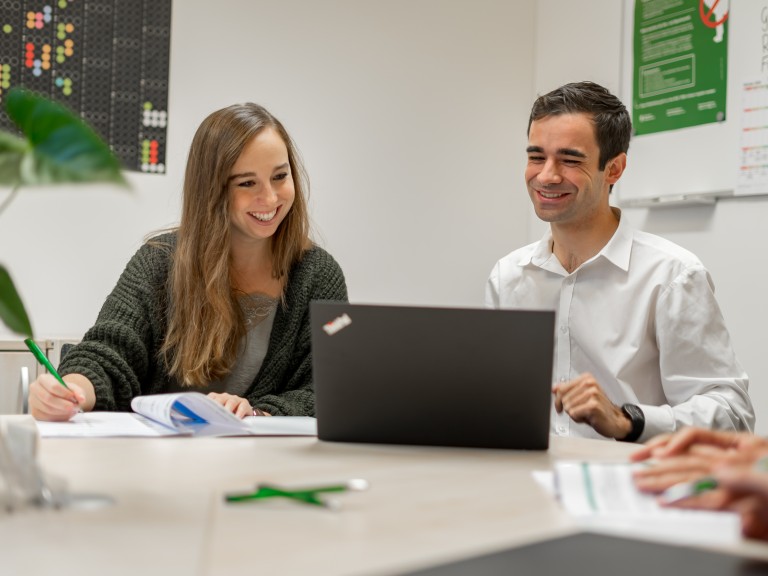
left=537, top=160, right=562, bottom=185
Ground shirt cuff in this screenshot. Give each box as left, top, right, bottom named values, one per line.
left=636, top=403, right=676, bottom=442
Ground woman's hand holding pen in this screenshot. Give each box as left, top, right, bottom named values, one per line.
left=29, top=373, right=92, bottom=421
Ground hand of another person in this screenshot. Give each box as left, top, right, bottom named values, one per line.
left=631, top=427, right=767, bottom=462
left=29, top=373, right=86, bottom=421
left=717, top=466, right=768, bottom=542
left=633, top=444, right=732, bottom=493
left=207, top=392, right=253, bottom=419
left=552, top=373, right=631, bottom=439
left=633, top=436, right=768, bottom=494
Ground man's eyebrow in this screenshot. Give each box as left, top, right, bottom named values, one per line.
left=526, top=145, right=587, bottom=159
left=557, top=148, right=587, bottom=158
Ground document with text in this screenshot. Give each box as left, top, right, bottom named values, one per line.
left=553, top=461, right=741, bottom=547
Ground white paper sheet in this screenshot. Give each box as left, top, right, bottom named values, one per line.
left=35, top=411, right=317, bottom=438
left=552, top=461, right=741, bottom=547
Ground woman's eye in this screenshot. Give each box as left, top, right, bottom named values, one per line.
left=273, top=172, right=289, bottom=181
left=238, top=180, right=256, bottom=187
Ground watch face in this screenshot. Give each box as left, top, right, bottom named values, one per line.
left=623, top=404, right=642, bottom=421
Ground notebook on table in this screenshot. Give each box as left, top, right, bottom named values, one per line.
left=310, top=302, right=555, bottom=450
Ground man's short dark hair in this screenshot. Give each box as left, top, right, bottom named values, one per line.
left=528, top=81, right=631, bottom=170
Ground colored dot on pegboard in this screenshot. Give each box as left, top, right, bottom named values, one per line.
left=63, top=87, right=72, bottom=96
left=65, top=23, right=74, bottom=33
left=55, top=77, right=63, bottom=87
left=2, top=24, right=12, bottom=34
left=144, top=102, right=152, bottom=110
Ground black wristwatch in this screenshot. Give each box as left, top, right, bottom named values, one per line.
left=619, top=403, right=645, bottom=443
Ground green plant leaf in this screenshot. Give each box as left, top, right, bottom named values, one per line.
left=4, top=87, right=127, bottom=186
left=0, top=264, right=33, bottom=338
left=0, top=131, right=27, bottom=185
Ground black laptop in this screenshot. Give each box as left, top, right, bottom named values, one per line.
left=310, top=302, right=555, bottom=450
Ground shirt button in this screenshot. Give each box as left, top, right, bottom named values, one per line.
left=557, top=425, right=567, bottom=435
left=560, top=325, right=568, bottom=334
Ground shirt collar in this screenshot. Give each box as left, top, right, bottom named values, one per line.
left=524, top=207, right=633, bottom=272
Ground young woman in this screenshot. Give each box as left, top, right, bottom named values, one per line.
left=29, top=103, right=347, bottom=420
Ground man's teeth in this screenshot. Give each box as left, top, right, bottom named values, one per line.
left=541, top=191, right=565, bottom=199
left=251, top=209, right=277, bottom=221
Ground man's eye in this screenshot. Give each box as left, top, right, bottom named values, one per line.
left=563, top=159, right=581, bottom=165
left=528, top=156, right=545, bottom=162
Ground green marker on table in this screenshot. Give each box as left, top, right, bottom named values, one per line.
left=24, top=338, right=82, bottom=412
left=225, top=479, right=369, bottom=509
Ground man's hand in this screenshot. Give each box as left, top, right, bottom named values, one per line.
left=552, top=373, right=632, bottom=439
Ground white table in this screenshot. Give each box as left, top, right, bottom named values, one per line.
left=2, top=431, right=768, bottom=576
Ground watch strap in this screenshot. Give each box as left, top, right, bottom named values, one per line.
left=620, top=403, right=645, bottom=443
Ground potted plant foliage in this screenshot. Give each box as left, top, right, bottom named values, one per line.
left=0, top=87, right=126, bottom=338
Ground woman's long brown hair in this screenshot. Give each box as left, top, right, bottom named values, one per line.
left=161, top=103, right=311, bottom=386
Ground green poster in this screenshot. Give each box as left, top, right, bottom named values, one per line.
left=633, top=0, right=729, bottom=135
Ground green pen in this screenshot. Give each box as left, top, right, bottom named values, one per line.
left=661, top=476, right=718, bottom=503
left=24, top=338, right=82, bottom=412
left=225, top=479, right=369, bottom=509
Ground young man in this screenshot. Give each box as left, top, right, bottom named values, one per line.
left=485, top=81, right=753, bottom=442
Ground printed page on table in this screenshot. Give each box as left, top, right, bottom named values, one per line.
left=554, top=461, right=741, bottom=547
left=35, top=412, right=181, bottom=437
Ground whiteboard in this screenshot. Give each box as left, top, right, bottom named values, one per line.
left=618, top=0, right=768, bottom=206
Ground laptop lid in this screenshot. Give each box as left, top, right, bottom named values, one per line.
left=311, top=302, right=554, bottom=450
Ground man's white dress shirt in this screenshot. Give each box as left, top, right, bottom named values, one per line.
left=485, top=211, right=754, bottom=441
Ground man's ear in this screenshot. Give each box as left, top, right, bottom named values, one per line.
left=605, top=153, right=627, bottom=185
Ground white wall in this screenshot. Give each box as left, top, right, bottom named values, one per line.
left=0, top=0, right=534, bottom=339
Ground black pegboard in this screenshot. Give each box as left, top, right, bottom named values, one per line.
left=0, top=0, right=171, bottom=174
